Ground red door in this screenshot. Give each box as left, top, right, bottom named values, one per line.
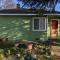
left=50, top=20, right=58, bottom=38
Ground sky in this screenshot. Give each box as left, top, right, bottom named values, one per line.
left=55, top=2, right=60, bottom=11
left=0, top=0, right=60, bottom=11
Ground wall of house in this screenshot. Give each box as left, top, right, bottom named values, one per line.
left=0, top=15, right=47, bottom=41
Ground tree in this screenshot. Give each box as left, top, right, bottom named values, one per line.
left=17, top=0, right=21, bottom=8
left=21, top=0, right=59, bottom=12
left=3, top=0, right=16, bottom=9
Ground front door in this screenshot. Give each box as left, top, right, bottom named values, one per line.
left=50, top=19, right=58, bottom=38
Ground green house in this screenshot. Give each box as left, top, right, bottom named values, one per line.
left=0, top=9, right=60, bottom=42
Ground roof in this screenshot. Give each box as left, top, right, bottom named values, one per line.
left=0, top=9, right=37, bottom=14
left=0, top=9, right=60, bottom=15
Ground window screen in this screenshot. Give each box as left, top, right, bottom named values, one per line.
left=32, top=17, right=47, bottom=31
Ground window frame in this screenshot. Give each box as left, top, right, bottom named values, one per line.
left=32, top=17, right=47, bottom=31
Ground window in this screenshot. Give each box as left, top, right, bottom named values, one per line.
left=32, top=17, right=47, bottom=31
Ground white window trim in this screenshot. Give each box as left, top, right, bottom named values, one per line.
left=46, top=16, right=48, bottom=39
left=32, top=17, right=47, bottom=31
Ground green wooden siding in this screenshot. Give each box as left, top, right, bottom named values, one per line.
left=0, top=16, right=47, bottom=41
left=0, top=15, right=60, bottom=41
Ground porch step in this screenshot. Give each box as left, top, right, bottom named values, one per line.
left=55, top=56, right=60, bottom=60
left=52, top=45, right=60, bottom=60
